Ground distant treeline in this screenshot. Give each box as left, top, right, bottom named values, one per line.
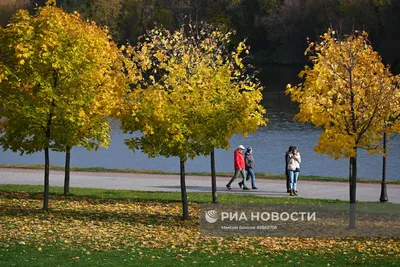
left=2, top=0, right=400, bottom=72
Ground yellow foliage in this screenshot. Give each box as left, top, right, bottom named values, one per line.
left=286, top=29, right=399, bottom=159
left=1, top=193, right=399, bottom=257
left=121, top=24, right=266, bottom=159
left=0, top=3, right=129, bottom=153
left=121, top=22, right=266, bottom=159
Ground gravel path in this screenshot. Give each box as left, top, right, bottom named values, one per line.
left=1, top=168, right=399, bottom=203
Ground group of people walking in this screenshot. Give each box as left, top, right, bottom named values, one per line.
left=226, top=145, right=257, bottom=190
left=226, top=145, right=301, bottom=196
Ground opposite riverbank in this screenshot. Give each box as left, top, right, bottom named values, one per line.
left=1, top=164, right=399, bottom=184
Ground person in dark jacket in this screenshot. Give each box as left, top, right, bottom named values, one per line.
left=239, top=147, right=257, bottom=189
left=285, top=146, right=294, bottom=193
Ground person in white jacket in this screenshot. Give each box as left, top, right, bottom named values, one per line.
left=287, top=146, right=301, bottom=196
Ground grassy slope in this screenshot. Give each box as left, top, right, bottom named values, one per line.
left=0, top=185, right=399, bottom=267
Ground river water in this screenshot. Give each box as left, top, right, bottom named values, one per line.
left=0, top=65, right=399, bottom=180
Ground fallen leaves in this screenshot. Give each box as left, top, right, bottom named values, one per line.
left=0, top=192, right=399, bottom=260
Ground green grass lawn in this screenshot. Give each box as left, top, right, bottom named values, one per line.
left=0, top=184, right=347, bottom=204
left=0, top=184, right=399, bottom=266
left=1, top=244, right=397, bottom=267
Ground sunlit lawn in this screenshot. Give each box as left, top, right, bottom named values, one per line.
left=0, top=184, right=399, bottom=266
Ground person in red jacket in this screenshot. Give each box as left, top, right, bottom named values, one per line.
left=226, top=145, right=250, bottom=190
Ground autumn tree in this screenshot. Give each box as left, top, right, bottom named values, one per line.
left=0, top=1, right=128, bottom=209
left=379, top=75, right=400, bottom=202
left=286, top=30, right=399, bottom=228
left=120, top=22, right=266, bottom=220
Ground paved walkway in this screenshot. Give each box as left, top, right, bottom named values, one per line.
left=0, top=168, right=399, bottom=203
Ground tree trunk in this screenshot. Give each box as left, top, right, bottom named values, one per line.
left=349, top=148, right=357, bottom=229
left=211, top=149, right=218, bottom=203
left=380, top=132, right=388, bottom=202
left=180, top=158, right=189, bottom=220
left=44, top=98, right=54, bottom=211
left=64, top=145, right=71, bottom=196
left=43, top=147, right=50, bottom=211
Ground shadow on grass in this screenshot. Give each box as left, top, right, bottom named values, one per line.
left=1, top=196, right=189, bottom=226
